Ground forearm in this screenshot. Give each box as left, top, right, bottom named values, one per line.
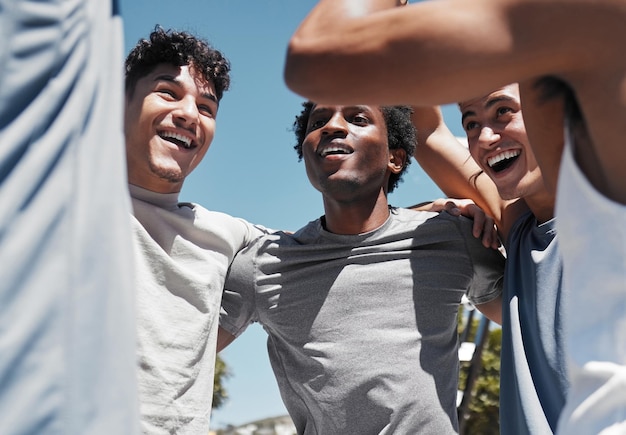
left=285, top=0, right=409, bottom=103
left=294, top=0, right=404, bottom=29
left=412, top=106, right=503, bottom=223
left=475, top=294, right=503, bottom=325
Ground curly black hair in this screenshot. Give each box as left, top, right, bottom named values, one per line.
left=125, top=26, right=230, bottom=101
left=292, top=102, right=416, bottom=193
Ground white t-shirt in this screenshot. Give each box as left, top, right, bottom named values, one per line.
left=0, top=1, right=139, bottom=434
left=130, top=184, right=267, bottom=434
left=556, top=127, right=626, bottom=434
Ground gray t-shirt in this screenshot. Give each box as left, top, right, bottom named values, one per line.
left=222, top=208, right=504, bottom=435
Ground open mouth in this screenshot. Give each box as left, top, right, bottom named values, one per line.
left=488, top=150, right=520, bottom=173
left=318, top=145, right=353, bottom=157
left=160, top=132, right=195, bottom=150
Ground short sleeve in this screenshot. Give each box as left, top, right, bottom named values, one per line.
left=458, top=217, right=505, bottom=305
left=220, top=241, right=260, bottom=337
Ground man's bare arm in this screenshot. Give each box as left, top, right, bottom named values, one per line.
left=286, top=0, right=626, bottom=204
left=217, top=326, right=237, bottom=352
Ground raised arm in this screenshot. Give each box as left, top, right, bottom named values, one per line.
left=285, top=0, right=529, bottom=105
left=286, top=0, right=613, bottom=105
left=285, top=0, right=626, bottom=205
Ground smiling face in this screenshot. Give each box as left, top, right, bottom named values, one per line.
left=125, top=63, right=218, bottom=193
left=301, top=104, right=403, bottom=203
left=460, top=84, right=543, bottom=200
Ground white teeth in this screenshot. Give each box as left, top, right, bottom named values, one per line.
left=488, top=150, right=520, bottom=167
left=319, top=146, right=352, bottom=157
left=162, top=132, right=193, bottom=149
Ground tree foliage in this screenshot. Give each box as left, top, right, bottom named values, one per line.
left=458, top=312, right=502, bottom=434
left=213, top=354, right=230, bottom=410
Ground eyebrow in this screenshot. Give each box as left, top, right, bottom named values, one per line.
left=310, top=105, right=374, bottom=116
left=154, top=74, right=218, bottom=104
left=460, top=95, right=515, bottom=124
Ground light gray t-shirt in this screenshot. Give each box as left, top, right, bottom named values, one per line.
left=222, top=208, right=504, bottom=435
left=0, top=1, right=138, bottom=434
left=555, top=127, right=626, bottom=435
left=130, top=184, right=267, bottom=434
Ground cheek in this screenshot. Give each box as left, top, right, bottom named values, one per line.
left=126, top=98, right=159, bottom=138
left=201, top=119, right=217, bottom=142
left=301, top=137, right=317, bottom=158
left=302, top=156, right=322, bottom=191
left=468, top=143, right=480, bottom=162
left=468, top=144, right=489, bottom=173
left=124, top=99, right=140, bottom=135
left=525, top=150, right=540, bottom=171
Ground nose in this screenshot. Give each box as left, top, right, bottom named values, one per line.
left=173, top=96, right=199, bottom=128
left=321, top=112, right=348, bottom=136
left=477, top=125, right=501, bottom=148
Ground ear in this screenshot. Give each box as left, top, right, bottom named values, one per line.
left=388, top=148, right=407, bottom=174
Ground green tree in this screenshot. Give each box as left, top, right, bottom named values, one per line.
left=212, top=354, right=230, bottom=410
left=458, top=311, right=501, bottom=434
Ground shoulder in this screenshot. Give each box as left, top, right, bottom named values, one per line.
left=240, top=227, right=303, bottom=255
left=193, top=205, right=268, bottom=232
left=391, top=207, right=439, bottom=225
left=386, top=208, right=476, bottom=237
left=420, top=209, right=472, bottom=229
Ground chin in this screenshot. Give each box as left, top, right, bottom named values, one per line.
left=152, top=168, right=185, bottom=184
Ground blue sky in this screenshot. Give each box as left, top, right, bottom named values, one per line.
left=120, top=0, right=465, bottom=429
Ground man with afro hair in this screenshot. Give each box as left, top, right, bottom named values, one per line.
left=218, top=102, right=505, bottom=434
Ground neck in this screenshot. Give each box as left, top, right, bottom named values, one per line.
left=127, top=172, right=183, bottom=194
left=525, top=189, right=556, bottom=224
left=321, top=191, right=391, bottom=235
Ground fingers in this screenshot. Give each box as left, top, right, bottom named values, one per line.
left=480, top=215, right=500, bottom=250
left=471, top=209, right=498, bottom=249
left=411, top=198, right=501, bottom=249
left=428, top=198, right=462, bottom=214
left=470, top=204, right=485, bottom=238
left=441, top=198, right=500, bottom=249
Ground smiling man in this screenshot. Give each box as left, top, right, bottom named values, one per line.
left=285, top=2, right=626, bottom=432
left=460, top=85, right=565, bottom=434
left=123, top=28, right=267, bottom=434
left=411, top=84, right=566, bottom=434
left=125, top=61, right=218, bottom=192
left=219, top=102, right=505, bottom=434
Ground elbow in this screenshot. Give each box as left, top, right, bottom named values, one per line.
left=284, top=38, right=319, bottom=100
left=475, top=294, right=503, bottom=325
left=285, top=32, right=344, bottom=103
left=284, top=35, right=360, bottom=104
left=284, top=42, right=306, bottom=97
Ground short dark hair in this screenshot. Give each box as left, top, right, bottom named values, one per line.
left=292, top=102, right=416, bottom=193
left=125, top=26, right=230, bottom=100
left=534, top=76, right=583, bottom=127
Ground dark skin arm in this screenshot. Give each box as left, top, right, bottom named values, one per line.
left=217, top=326, right=237, bottom=352
left=286, top=0, right=626, bottom=206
